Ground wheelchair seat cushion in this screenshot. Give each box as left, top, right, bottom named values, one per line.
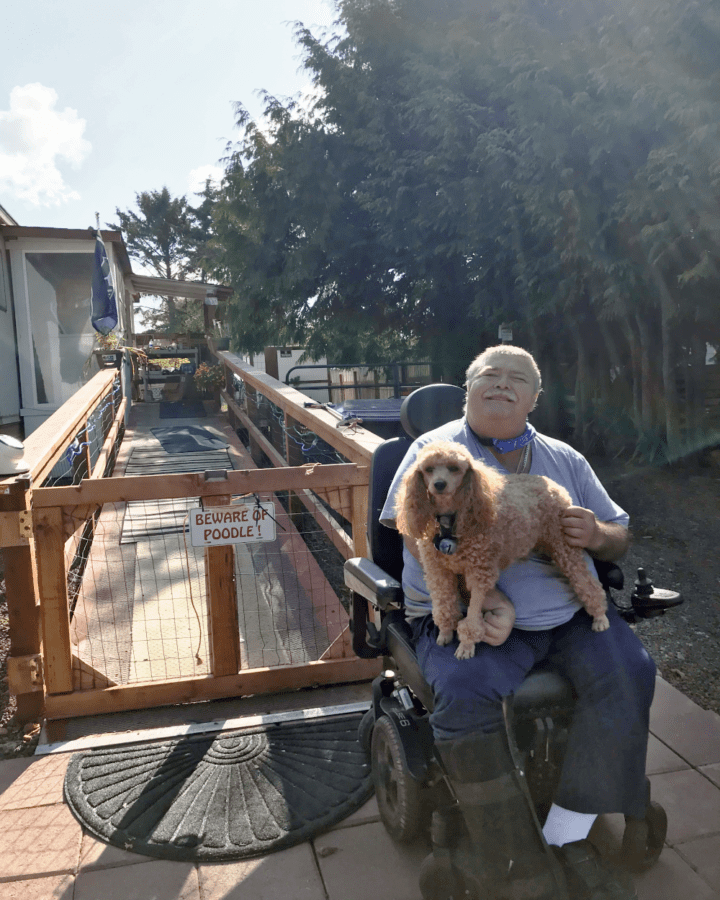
left=511, top=665, right=575, bottom=718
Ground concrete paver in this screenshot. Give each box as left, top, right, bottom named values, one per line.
left=198, top=844, right=326, bottom=900
left=0, top=752, right=69, bottom=810
left=650, top=768, right=720, bottom=845
left=78, top=831, right=153, bottom=872
left=327, top=792, right=380, bottom=830
left=0, top=803, right=82, bottom=881
left=645, top=733, right=691, bottom=775
left=674, top=833, right=720, bottom=892
left=633, top=846, right=720, bottom=900
left=315, top=820, right=430, bottom=900
left=650, top=678, right=720, bottom=767
left=700, top=761, right=720, bottom=789
left=0, top=874, right=74, bottom=900
left=74, top=859, right=199, bottom=900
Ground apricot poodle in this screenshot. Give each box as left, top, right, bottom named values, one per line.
left=396, top=440, right=609, bottom=659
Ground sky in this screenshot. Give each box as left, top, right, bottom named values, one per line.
left=0, top=0, right=338, bottom=232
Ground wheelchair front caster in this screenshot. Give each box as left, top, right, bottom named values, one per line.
left=358, top=707, right=375, bottom=756
left=419, top=852, right=471, bottom=900
left=622, top=801, right=667, bottom=871
left=371, top=715, right=429, bottom=842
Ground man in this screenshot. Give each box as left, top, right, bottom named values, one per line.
left=381, top=345, right=654, bottom=900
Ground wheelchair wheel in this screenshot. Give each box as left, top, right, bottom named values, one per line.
left=371, top=715, right=427, bottom=842
left=358, top=708, right=375, bottom=757
left=622, top=801, right=667, bottom=871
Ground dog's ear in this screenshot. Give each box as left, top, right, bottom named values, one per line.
left=456, top=459, right=499, bottom=535
left=396, top=460, right=435, bottom=539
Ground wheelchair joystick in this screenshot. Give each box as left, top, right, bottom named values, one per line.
left=630, top=568, right=683, bottom=619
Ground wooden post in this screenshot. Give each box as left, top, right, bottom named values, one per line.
left=33, top=506, right=73, bottom=694
left=0, top=477, right=44, bottom=721
left=351, top=485, right=369, bottom=559
left=204, top=494, right=240, bottom=677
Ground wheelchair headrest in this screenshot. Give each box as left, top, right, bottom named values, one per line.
left=400, top=383, right=467, bottom=439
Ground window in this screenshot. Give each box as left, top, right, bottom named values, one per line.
left=25, top=252, right=96, bottom=405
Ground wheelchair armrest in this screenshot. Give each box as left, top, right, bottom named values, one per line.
left=345, top=557, right=404, bottom=659
left=344, top=557, right=404, bottom=610
left=594, top=560, right=624, bottom=592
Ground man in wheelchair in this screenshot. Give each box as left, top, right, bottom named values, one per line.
left=354, top=345, right=661, bottom=900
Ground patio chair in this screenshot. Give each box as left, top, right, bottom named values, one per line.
left=344, top=383, right=679, bottom=900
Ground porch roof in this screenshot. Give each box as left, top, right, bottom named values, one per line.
left=0, top=225, right=232, bottom=304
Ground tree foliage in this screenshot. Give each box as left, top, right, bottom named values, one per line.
left=110, top=186, right=214, bottom=334
left=211, top=0, right=720, bottom=458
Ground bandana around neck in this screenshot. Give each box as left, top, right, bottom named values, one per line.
left=471, top=422, right=536, bottom=454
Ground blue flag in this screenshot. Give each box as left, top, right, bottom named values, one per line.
left=90, top=233, right=118, bottom=335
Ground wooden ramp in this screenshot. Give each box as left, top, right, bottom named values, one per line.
left=69, top=404, right=351, bottom=691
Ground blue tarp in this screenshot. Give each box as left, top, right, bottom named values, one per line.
left=329, top=398, right=404, bottom=422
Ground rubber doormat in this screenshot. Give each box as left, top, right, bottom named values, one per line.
left=160, top=401, right=207, bottom=419
left=150, top=426, right=229, bottom=454
left=64, top=713, right=372, bottom=862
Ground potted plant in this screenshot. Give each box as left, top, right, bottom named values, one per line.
left=93, top=331, right=125, bottom=369
left=193, top=363, right=226, bottom=408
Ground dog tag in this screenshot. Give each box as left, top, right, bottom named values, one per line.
left=434, top=535, right=458, bottom=555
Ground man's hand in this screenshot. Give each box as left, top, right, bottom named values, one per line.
left=561, top=506, right=601, bottom=550
left=481, top=588, right=516, bottom=646
left=561, top=506, right=630, bottom=561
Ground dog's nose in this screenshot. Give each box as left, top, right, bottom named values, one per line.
left=433, top=479, right=447, bottom=492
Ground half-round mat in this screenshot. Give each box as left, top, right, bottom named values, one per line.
left=64, top=713, right=373, bottom=862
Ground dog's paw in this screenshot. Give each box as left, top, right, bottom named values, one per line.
left=592, top=614, right=610, bottom=632
left=436, top=628, right=455, bottom=646
left=455, top=642, right=476, bottom=660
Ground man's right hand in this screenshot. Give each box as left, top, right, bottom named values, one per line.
left=481, top=588, right=516, bottom=646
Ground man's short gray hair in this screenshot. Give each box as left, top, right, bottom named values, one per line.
left=465, top=345, right=542, bottom=394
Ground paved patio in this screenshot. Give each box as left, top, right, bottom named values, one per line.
left=1, top=675, right=719, bottom=899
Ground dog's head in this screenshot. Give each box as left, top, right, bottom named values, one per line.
left=396, top=441, right=498, bottom=540
left=415, top=442, right=472, bottom=505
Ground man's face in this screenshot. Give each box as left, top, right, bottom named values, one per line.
left=466, top=353, right=539, bottom=434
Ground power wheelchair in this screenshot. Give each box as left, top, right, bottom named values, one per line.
left=344, top=384, right=682, bottom=900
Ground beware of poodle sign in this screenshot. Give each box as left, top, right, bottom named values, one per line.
left=189, top=499, right=276, bottom=547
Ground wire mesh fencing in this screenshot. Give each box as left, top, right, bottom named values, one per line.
left=44, top=376, right=123, bottom=487
left=67, top=482, right=354, bottom=690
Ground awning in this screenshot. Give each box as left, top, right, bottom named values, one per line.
left=129, top=274, right=232, bottom=303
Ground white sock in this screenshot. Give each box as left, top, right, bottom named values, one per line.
left=542, top=803, right=597, bottom=847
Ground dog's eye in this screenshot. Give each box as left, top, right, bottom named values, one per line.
left=423, top=465, right=434, bottom=474
left=447, top=465, right=460, bottom=473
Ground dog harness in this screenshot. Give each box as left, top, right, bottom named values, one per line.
left=434, top=514, right=458, bottom=555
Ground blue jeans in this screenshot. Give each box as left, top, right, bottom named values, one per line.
left=410, top=604, right=656, bottom=818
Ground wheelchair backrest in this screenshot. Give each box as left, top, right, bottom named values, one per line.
left=366, top=383, right=467, bottom=581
